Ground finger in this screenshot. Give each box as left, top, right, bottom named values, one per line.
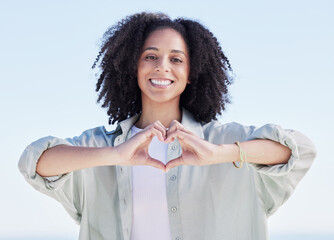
left=155, top=120, right=168, bottom=132
left=145, top=157, right=166, bottom=172
left=140, top=124, right=165, bottom=142
left=167, top=120, right=184, bottom=133
left=145, top=121, right=167, bottom=141
left=145, top=120, right=167, bottom=132
left=168, top=120, right=196, bottom=135
left=165, top=157, right=186, bottom=172
left=167, top=120, right=195, bottom=139
left=149, top=127, right=166, bottom=142
left=165, top=129, right=188, bottom=143
left=168, top=130, right=206, bottom=152
left=154, top=122, right=168, bottom=140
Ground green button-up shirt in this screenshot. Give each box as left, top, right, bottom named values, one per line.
left=18, top=109, right=316, bottom=240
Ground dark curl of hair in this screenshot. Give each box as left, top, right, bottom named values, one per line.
left=93, top=12, right=233, bottom=124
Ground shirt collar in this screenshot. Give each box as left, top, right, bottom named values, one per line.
left=115, top=114, right=140, bottom=138
left=181, top=108, right=205, bottom=139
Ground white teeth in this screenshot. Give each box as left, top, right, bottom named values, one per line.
left=150, top=79, right=172, bottom=86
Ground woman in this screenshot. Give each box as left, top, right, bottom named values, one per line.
left=19, top=12, right=316, bottom=240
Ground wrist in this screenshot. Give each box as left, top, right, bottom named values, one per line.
left=99, top=146, right=120, bottom=166
left=218, top=143, right=240, bottom=163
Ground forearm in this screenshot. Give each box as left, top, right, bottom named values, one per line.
left=221, top=139, right=291, bottom=165
left=36, top=145, right=117, bottom=177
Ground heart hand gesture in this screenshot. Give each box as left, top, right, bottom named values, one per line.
left=114, top=120, right=225, bottom=172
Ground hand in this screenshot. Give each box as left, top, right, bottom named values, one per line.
left=114, top=120, right=225, bottom=172
left=114, top=121, right=168, bottom=171
left=164, top=120, right=224, bottom=171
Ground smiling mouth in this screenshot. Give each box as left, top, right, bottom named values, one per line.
left=149, top=79, right=174, bottom=86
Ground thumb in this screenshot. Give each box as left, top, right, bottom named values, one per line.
left=165, top=157, right=185, bottom=172
left=145, top=157, right=167, bottom=172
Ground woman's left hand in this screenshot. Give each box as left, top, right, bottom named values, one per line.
left=165, top=120, right=227, bottom=171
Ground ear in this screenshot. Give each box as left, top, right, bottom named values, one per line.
left=187, top=79, right=191, bottom=84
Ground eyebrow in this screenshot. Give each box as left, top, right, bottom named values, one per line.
left=142, top=47, right=187, bottom=56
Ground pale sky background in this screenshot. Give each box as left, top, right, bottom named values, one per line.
left=1, top=0, right=333, bottom=239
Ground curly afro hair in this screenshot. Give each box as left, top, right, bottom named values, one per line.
left=93, top=12, right=233, bottom=124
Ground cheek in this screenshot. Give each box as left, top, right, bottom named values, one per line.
left=137, top=64, right=146, bottom=83
left=137, top=61, right=152, bottom=77
left=137, top=75, right=144, bottom=90
left=178, top=66, right=190, bottom=82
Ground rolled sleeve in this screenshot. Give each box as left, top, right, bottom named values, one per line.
left=245, top=124, right=317, bottom=215
left=205, top=121, right=317, bottom=216
left=18, top=136, right=84, bottom=223
left=246, top=124, right=301, bottom=176
left=18, top=136, right=74, bottom=190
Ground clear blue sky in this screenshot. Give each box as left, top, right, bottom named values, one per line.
left=1, top=0, right=333, bottom=238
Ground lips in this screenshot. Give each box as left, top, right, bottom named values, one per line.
left=149, top=78, right=174, bottom=86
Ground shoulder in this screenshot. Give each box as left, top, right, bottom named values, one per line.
left=201, top=120, right=257, bottom=144
left=69, top=126, right=121, bottom=147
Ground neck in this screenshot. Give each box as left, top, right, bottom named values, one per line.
left=135, top=102, right=182, bottom=129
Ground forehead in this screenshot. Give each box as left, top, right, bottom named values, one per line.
left=143, top=28, right=188, bottom=52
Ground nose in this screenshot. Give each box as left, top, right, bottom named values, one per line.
left=155, top=57, right=170, bottom=72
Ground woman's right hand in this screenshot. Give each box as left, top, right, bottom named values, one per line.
left=113, top=121, right=168, bottom=171
left=36, top=121, right=168, bottom=177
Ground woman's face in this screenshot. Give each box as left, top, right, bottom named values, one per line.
left=137, top=28, right=190, bottom=107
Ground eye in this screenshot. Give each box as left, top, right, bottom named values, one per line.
left=145, top=55, right=158, bottom=60
left=171, top=58, right=183, bottom=63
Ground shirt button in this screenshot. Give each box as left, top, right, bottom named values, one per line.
left=171, top=206, right=177, bottom=213
left=170, top=175, right=177, bottom=181
left=171, top=145, right=177, bottom=150
left=175, top=237, right=182, bottom=240
left=123, top=198, right=126, bottom=205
